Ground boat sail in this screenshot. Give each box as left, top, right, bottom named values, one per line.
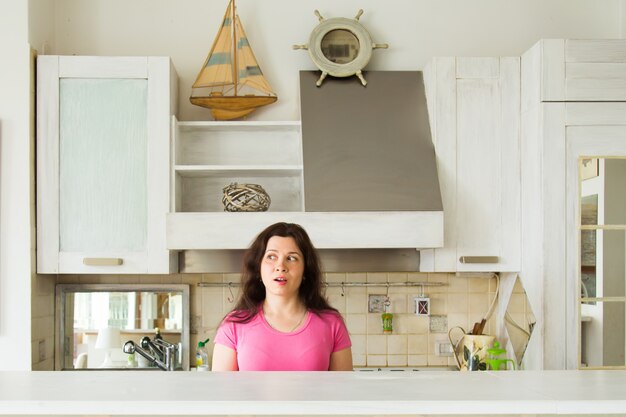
left=190, top=0, right=277, bottom=120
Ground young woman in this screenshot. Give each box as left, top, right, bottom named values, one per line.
left=212, top=222, right=353, bottom=371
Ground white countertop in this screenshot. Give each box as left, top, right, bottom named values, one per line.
left=0, top=370, right=625, bottom=415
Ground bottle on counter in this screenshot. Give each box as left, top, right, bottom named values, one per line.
left=195, top=338, right=210, bottom=371
left=127, top=352, right=138, bottom=368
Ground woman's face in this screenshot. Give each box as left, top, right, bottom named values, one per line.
left=260, top=236, right=305, bottom=298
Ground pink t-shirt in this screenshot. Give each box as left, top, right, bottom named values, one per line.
left=214, top=309, right=351, bottom=371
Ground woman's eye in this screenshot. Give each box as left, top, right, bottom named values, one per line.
left=266, top=254, right=277, bottom=260
left=287, top=255, right=299, bottom=262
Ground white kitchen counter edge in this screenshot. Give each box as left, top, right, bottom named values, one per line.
left=0, top=370, right=625, bottom=415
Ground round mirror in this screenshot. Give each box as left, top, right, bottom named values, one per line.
left=297, top=11, right=387, bottom=86
left=320, top=29, right=360, bottom=64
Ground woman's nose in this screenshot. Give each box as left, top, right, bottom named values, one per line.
left=275, top=259, right=286, bottom=271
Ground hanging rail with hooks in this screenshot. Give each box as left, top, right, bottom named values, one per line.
left=198, top=281, right=447, bottom=302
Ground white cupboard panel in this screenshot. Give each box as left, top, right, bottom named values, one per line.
left=566, top=40, right=626, bottom=63
left=58, top=252, right=149, bottom=274
left=566, top=78, right=626, bottom=101
left=541, top=103, right=568, bottom=369
left=521, top=40, right=542, bottom=113
left=425, top=56, right=520, bottom=272
left=456, top=78, right=501, bottom=259
left=167, top=212, right=443, bottom=250
left=567, top=125, right=626, bottom=145
left=58, top=56, right=148, bottom=78
left=567, top=63, right=626, bottom=79
left=37, top=56, right=61, bottom=272
left=424, top=57, right=457, bottom=271
left=531, top=39, right=626, bottom=102
left=456, top=57, right=500, bottom=79
left=497, top=57, right=522, bottom=272
left=541, top=39, right=566, bottom=102
left=566, top=103, right=626, bottom=126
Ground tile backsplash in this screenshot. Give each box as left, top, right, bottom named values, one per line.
left=35, top=272, right=497, bottom=370
left=194, top=272, right=497, bottom=368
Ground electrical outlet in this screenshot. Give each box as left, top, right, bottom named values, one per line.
left=429, top=315, right=448, bottom=333
left=368, top=295, right=387, bottom=313
left=435, top=340, right=454, bottom=357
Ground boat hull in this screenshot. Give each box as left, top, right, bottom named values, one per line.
left=190, top=95, right=277, bottom=120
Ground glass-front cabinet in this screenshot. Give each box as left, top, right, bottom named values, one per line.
left=37, top=56, right=177, bottom=273
left=579, top=158, right=626, bottom=368
left=521, top=39, right=626, bottom=369
left=59, top=78, right=148, bottom=254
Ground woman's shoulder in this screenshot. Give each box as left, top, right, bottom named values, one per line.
left=309, top=309, right=349, bottom=339
left=312, top=309, right=345, bottom=323
left=223, top=308, right=260, bottom=323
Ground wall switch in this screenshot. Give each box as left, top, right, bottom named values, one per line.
left=435, top=341, right=454, bottom=357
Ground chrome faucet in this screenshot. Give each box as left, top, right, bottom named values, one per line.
left=123, top=332, right=179, bottom=371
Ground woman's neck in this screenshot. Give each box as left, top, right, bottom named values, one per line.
left=262, top=297, right=308, bottom=333
left=262, top=296, right=305, bottom=316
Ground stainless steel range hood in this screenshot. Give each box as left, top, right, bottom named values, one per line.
left=299, top=71, right=442, bottom=213
left=167, top=71, right=442, bottom=273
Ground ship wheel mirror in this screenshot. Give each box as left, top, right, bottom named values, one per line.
left=293, top=9, right=388, bottom=87
left=321, top=29, right=360, bottom=64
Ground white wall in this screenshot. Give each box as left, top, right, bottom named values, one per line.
left=622, top=0, right=626, bottom=36
left=28, top=0, right=55, bottom=55
left=46, top=0, right=621, bottom=121
left=0, top=0, right=34, bottom=370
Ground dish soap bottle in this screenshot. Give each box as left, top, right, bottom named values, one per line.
left=196, top=338, right=210, bottom=371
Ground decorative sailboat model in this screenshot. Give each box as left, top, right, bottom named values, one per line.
left=190, top=0, right=277, bottom=120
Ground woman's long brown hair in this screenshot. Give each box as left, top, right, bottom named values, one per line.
left=226, top=222, right=337, bottom=323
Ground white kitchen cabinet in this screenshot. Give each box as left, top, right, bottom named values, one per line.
left=421, top=57, right=521, bottom=272
left=37, top=56, right=178, bottom=274
left=166, top=118, right=443, bottom=251
left=520, top=39, right=626, bottom=370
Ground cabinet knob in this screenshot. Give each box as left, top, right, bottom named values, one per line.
left=83, top=257, right=124, bottom=266
left=458, top=256, right=499, bottom=264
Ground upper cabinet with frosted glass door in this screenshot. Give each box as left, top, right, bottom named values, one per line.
left=37, top=56, right=178, bottom=273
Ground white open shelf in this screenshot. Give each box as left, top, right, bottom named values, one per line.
left=171, top=117, right=304, bottom=213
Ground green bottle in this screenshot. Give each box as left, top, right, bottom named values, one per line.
left=195, top=338, right=210, bottom=371
left=382, top=313, right=393, bottom=334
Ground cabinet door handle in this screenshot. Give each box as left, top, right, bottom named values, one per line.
left=83, top=257, right=124, bottom=266
left=458, top=256, right=499, bottom=264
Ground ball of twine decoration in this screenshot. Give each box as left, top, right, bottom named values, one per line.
left=222, top=183, right=271, bottom=212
